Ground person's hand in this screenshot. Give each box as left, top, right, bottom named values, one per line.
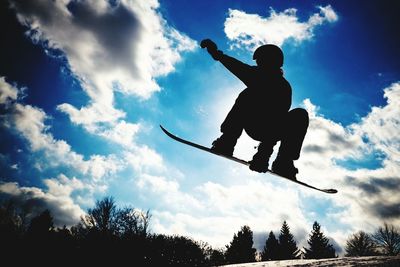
left=200, top=39, right=217, bottom=50
left=200, top=39, right=223, bottom=60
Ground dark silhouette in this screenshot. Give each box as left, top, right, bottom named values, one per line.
left=208, top=248, right=226, bottom=265
left=2, top=198, right=400, bottom=265
left=0, top=197, right=219, bottom=266
left=201, top=39, right=309, bottom=180
left=304, top=221, right=336, bottom=259
left=345, top=231, right=377, bottom=256
left=86, top=196, right=118, bottom=233
left=372, top=223, right=400, bottom=256
left=225, top=225, right=257, bottom=264
left=278, top=220, right=300, bottom=259
left=26, top=209, right=54, bottom=234
left=261, top=230, right=280, bottom=261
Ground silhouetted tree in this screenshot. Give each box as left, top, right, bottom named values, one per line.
left=278, top=221, right=300, bottom=259
left=26, top=209, right=54, bottom=236
left=0, top=200, right=25, bottom=258
left=304, top=221, right=336, bottom=259
left=0, top=201, right=62, bottom=264
left=0, top=201, right=23, bottom=240
left=84, top=196, right=118, bottom=234
left=116, top=207, right=151, bottom=237
left=54, top=225, right=75, bottom=248
left=208, top=248, right=226, bottom=266
left=24, top=209, right=62, bottom=263
left=372, top=223, right=400, bottom=256
left=261, top=231, right=279, bottom=261
left=196, top=241, right=227, bottom=266
left=345, top=231, right=376, bottom=256
left=225, top=225, right=256, bottom=264
left=147, top=234, right=206, bottom=266
left=3, top=197, right=327, bottom=265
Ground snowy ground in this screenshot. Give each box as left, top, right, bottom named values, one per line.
left=221, top=256, right=400, bottom=266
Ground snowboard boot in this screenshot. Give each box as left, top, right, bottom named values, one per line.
left=211, top=134, right=237, bottom=157
left=249, top=142, right=273, bottom=173
left=272, top=156, right=298, bottom=180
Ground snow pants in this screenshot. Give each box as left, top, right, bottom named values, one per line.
left=220, top=89, right=309, bottom=160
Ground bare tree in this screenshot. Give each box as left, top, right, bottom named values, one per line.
left=116, top=208, right=151, bottom=237
left=372, top=223, right=400, bottom=256
left=84, top=196, right=118, bottom=234
left=345, top=231, right=376, bottom=256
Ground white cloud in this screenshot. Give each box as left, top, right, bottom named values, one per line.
left=0, top=78, right=126, bottom=226
left=148, top=177, right=309, bottom=249
left=57, top=102, right=126, bottom=128
left=300, top=83, right=400, bottom=175
left=136, top=174, right=203, bottom=212
left=0, top=77, right=173, bottom=228
left=224, top=5, right=338, bottom=49
left=124, top=145, right=165, bottom=173
left=301, top=99, right=366, bottom=164
left=8, top=1, right=196, bottom=179
left=10, top=164, right=18, bottom=170
left=137, top=174, right=180, bottom=194
left=318, top=5, right=339, bottom=22
left=0, top=77, right=18, bottom=104
left=0, top=177, right=85, bottom=226
left=6, top=0, right=188, bottom=220
left=9, top=103, right=122, bottom=179
left=0, top=79, right=122, bottom=182
left=0, top=76, right=174, bottom=229
left=10, top=0, right=196, bottom=130
left=95, top=120, right=141, bottom=148
left=297, top=83, right=400, bottom=233
left=140, top=82, right=400, bottom=252
left=351, top=82, right=400, bottom=162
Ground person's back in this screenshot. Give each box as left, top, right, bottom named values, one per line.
left=245, top=67, right=291, bottom=140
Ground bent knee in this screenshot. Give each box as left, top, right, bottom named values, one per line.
left=289, top=108, right=309, bottom=122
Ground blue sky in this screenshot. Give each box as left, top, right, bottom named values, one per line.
left=1, top=0, right=400, bottom=254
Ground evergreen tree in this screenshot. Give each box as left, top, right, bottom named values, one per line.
left=225, top=225, right=256, bottom=264
left=304, top=221, right=336, bottom=259
left=345, top=231, right=376, bottom=256
left=278, top=221, right=300, bottom=259
left=261, top=231, right=279, bottom=261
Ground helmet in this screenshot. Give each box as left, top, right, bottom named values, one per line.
left=253, top=44, right=284, bottom=67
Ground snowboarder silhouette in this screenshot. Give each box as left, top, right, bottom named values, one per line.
left=201, top=39, right=309, bottom=180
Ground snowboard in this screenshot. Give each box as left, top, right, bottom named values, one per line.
left=160, top=125, right=337, bottom=194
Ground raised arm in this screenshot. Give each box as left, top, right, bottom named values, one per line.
left=201, top=39, right=254, bottom=87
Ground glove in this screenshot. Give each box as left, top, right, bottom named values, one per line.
left=200, top=39, right=223, bottom=61
left=200, top=39, right=217, bottom=50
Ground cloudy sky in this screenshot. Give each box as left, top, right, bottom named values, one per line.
left=1, top=0, right=399, bottom=254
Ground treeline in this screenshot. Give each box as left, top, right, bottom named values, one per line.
left=1, top=196, right=399, bottom=266
left=0, top=196, right=218, bottom=266
left=226, top=220, right=336, bottom=263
